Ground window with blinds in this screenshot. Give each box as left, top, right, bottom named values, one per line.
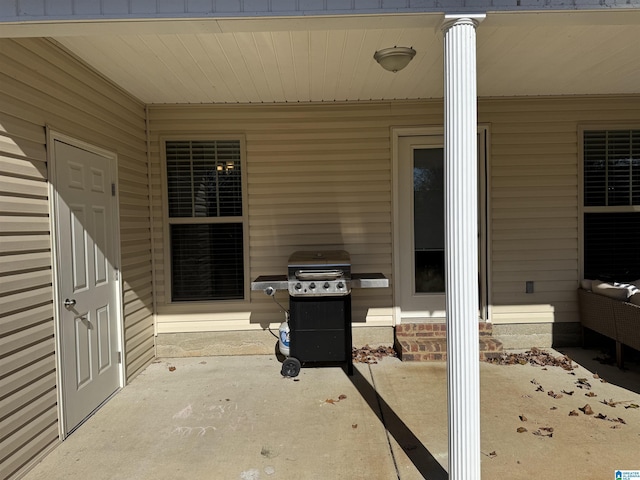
left=583, top=130, right=640, bottom=281
left=165, top=140, right=244, bottom=301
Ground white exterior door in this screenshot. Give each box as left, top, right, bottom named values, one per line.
left=52, top=138, right=121, bottom=434
left=395, top=133, right=487, bottom=322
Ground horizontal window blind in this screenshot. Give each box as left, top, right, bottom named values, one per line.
left=165, top=139, right=245, bottom=302
left=170, top=224, right=244, bottom=301
left=166, top=140, right=242, bottom=218
left=584, top=212, right=640, bottom=282
left=584, top=130, right=639, bottom=207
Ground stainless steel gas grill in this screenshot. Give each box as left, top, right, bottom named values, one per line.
left=251, top=250, right=389, bottom=377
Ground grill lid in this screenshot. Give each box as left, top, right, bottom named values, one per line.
left=287, top=250, right=350, bottom=268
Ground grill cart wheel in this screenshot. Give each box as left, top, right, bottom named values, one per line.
left=281, top=357, right=301, bottom=377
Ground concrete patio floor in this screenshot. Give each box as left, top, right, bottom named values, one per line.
left=21, top=347, right=640, bottom=480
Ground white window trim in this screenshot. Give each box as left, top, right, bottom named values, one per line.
left=160, top=134, right=250, bottom=305
left=577, top=124, right=640, bottom=280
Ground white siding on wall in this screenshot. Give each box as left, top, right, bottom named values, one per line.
left=148, top=103, right=442, bottom=332
left=149, top=97, right=640, bottom=332
left=480, top=96, right=640, bottom=324
left=0, top=38, right=152, bottom=480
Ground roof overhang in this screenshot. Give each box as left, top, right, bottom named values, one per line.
left=3, top=10, right=639, bottom=103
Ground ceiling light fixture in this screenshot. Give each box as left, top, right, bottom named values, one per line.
left=373, top=46, right=416, bottom=73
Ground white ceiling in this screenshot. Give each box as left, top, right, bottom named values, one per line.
left=44, top=11, right=640, bottom=104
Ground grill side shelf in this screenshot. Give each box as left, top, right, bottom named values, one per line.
left=351, top=273, right=389, bottom=289
left=251, top=275, right=288, bottom=291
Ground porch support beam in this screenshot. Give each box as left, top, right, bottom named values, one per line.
left=442, top=14, right=484, bottom=480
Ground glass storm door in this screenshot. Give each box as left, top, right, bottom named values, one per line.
left=397, top=134, right=487, bottom=322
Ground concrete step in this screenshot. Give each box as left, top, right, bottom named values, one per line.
left=395, top=337, right=503, bottom=362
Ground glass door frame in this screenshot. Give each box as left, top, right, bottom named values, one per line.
left=391, top=126, right=490, bottom=324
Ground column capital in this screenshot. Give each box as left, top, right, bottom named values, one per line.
left=442, top=14, right=486, bottom=32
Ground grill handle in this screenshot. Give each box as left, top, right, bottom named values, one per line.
left=295, top=269, right=344, bottom=281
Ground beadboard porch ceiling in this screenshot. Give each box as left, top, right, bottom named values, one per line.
left=17, top=10, right=640, bottom=104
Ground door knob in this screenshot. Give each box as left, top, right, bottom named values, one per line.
left=63, top=298, right=76, bottom=308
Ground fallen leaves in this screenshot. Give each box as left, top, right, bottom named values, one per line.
left=576, top=378, right=592, bottom=390
left=168, top=365, right=176, bottom=372
left=487, top=347, right=576, bottom=370
left=324, top=394, right=348, bottom=405
left=517, top=427, right=528, bottom=433
left=533, top=427, right=554, bottom=438
left=547, top=391, right=563, bottom=399
left=569, top=410, right=579, bottom=416
left=579, top=404, right=594, bottom=415
left=352, top=345, right=397, bottom=364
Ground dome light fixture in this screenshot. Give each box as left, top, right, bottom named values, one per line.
left=373, top=46, right=416, bottom=73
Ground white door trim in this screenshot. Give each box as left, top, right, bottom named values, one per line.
left=47, top=128, right=125, bottom=439
left=391, top=125, right=490, bottom=325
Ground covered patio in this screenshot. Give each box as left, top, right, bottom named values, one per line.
left=2, top=3, right=640, bottom=479
left=18, top=349, right=640, bottom=480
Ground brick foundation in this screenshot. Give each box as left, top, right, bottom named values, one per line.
left=394, top=322, right=503, bottom=361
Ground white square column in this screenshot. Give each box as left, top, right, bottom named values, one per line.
left=442, top=14, right=485, bottom=480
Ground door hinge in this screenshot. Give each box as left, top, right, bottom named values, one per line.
left=111, top=183, right=116, bottom=196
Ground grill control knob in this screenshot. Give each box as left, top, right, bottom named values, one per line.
left=337, top=282, right=344, bottom=289
left=295, top=283, right=302, bottom=290
left=324, top=282, right=330, bottom=289
left=309, top=283, right=316, bottom=289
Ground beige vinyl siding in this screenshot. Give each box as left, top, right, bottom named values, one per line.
left=480, top=96, right=640, bottom=325
left=150, top=97, right=640, bottom=333
left=0, top=37, right=152, bottom=480
left=148, top=103, right=444, bottom=332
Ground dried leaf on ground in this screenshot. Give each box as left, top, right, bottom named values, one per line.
left=576, top=378, right=592, bottom=389
left=352, top=345, right=397, bottom=364
left=550, top=406, right=558, bottom=410
left=579, top=404, right=594, bottom=415
left=533, top=428, right=553, bottom=438
left=486, top=348, right=576, bottom=370
left=517, top=427, right=528, bottom=433
left=168, top=366, right=176, bottom=372
left=483, top=451, right=497, bottom=459
left=535, top=385, right=545, bottom=392
left=602, top=399, right=634, bottom=408
left=592, top=370, right=609, bottom=382
left=585, top=392, right=597, bottom=398
left=594, top=413, right=626, bottom=425
left=548, top=391, right=563, bottom=399
left=625, top=404, right=639, bottom=409
left=569, top=410, right=579, bottom=416
left=325, top=394, right=347, bottom=405
left=562, top=390, right=574, bottom=396
left=519, top=415, right=528, bottom=422
left=352, top=424, right=358, bottom=429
